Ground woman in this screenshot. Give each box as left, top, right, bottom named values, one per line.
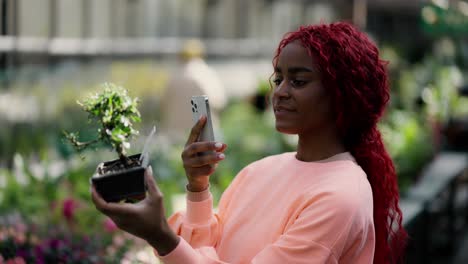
left=92, top=22, right=407, bottom=263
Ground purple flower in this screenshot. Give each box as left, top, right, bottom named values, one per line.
left=48, top=238, right=61, bottom=249
left=34, top=245, right=45, bottom=264
left=16, top=249, right=28, bottom=259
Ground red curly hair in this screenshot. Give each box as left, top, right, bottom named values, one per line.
left=273, top=22, right=407, bottom=263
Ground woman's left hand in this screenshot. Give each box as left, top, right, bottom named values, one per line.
left=91, top=166, right=180, bottom=255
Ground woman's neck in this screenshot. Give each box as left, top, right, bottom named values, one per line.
left=295, top=127, right=346, bottom=162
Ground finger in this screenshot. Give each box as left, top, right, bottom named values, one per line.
left=217, top=143, right=228, bottom=153
left=185, top=115, right=206, bottom=146
left=91, top=185, right=133, bottom=215
left=185, top=152, right=225, bottom=168
left=184, top=142, right=222, bottom=158
left=91, top=185, right=108, bottom=212
left=145, top=165, right=162, bottom=197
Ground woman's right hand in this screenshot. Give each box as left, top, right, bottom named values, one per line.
left=181, top=115, right=227, bottom=192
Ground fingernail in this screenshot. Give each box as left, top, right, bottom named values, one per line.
left=148, top=165, right=153, bottom=175
left=218, top=153, right=225, bottom=159
left=214, top=142, right=223, bottom=149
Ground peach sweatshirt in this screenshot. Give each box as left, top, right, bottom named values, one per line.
left=158, top=152, right=375, bottom=264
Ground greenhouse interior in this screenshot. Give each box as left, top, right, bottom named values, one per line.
left=1, top=0, right=468, bottom=263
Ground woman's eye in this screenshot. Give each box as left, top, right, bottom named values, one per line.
left=291, top=80, right=306, bottom=87
left=272, top=78, right=282, bottom=86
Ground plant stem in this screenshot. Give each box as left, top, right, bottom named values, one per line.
left=74, top=139, right=100, bottom=147
left=117, top=144, right=131, bottom=166
left=63, top=131, right=99, bottom=151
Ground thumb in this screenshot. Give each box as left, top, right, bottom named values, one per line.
left=145, top=165, right=162, bottom=197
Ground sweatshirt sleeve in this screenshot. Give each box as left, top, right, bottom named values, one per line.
left=159, top=165, right=251, bottom=252
left=157, top=181, right=373, bottom=264
left=166, top=191, right=221, bottom=249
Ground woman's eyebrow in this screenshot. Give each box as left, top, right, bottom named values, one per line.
left=288, top=66, right=314, bottom=74
left=274, top=66, right=314, bottom=73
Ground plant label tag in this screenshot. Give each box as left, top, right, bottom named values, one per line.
left=140, top=125, right=156, bottom=168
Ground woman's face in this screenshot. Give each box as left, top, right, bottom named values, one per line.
left=272, top=41, right=334, bottom=136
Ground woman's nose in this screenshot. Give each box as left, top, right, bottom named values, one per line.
left=274, top=81, right=290, bottom=99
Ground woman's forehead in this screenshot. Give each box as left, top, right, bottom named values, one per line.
left=276, top=41, right=316, bottom=71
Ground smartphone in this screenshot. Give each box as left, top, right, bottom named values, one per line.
left=191, top=95, right=215, bottom=142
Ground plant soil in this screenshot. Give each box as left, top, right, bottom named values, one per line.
left=97, top=156, right=142, bottom=176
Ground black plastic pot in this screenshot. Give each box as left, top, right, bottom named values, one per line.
left=91, top=153, right=149, bottom=202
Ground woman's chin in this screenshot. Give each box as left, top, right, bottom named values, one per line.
left=275, top=125, right=298, bottom=135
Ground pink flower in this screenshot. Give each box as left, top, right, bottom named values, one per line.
left=13, top=232, right=26, bottom=245
left=62, top=198, right=78, bottom=222
left=6, top=257, right=26, bottom=264
left=14, top=223, right=27, bottom=234
left=112, top=234, right=125, bottom=247
left=103, top=217, right=118, bottom=233
left=50, top=200, right=57, bottom=210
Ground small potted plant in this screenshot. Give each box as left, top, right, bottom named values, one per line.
left=64, top=83, right=149, bottom=202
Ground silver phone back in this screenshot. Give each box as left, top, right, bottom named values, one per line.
left=191, top=95, right=215, bottom=142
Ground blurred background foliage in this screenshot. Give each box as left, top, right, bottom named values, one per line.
left=0, top=48, right=467, bottom=261
left=1, top=48, right=466, bottom=207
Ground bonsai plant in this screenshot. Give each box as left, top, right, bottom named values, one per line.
left=64, top=83, right=149, bottom=202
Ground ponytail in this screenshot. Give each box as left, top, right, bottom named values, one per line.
left=350, top=128, right=407, bottom=263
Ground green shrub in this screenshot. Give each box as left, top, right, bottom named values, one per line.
left=64, top=83, right=141, bottom=163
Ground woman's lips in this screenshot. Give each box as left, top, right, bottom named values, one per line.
left=274, top=105, right=296, bottom=113
left=274, top=106, right=297, bottom=119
